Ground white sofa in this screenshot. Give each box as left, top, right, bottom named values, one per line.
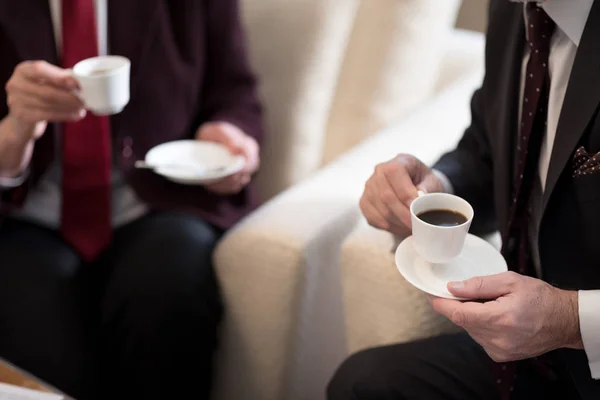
left=213, top=1, right=486, bottom=399
left=242, top=0, right=463, bottom=201
left=213, top=35, right=485, bottom=400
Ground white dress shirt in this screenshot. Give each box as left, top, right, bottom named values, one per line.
left=49, top=0, right=108, bottom=57
left=0, top=0, right=148, bottom=228
left=438, top=0, right=600, bottom=379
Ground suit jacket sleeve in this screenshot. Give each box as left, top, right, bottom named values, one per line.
left=433, top=87, right=497, bottom=235
left=0, top=41, right=28, bottom=205
left=199, top=0, right=264, bottom=144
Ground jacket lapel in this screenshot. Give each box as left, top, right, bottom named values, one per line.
left=0, top=0, right=58, bottom=65
left=107, top=0, right=161, bottom=94
left=542, top=0, right=600, bottom=214
left=0, top=0, right=162, bottom=71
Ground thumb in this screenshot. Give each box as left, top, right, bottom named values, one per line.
left=447, top=272, right=517, bottom=300
left=224, top=137, right=247, bottom=157
left=196, top=122, right=246, bottom=156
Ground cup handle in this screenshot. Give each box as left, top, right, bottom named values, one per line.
left=417, top=189, right=426, bottom=197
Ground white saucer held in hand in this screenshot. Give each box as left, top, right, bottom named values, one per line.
left=395, top=234, right=508, bottom=300
left=142, top=140, right=245, bottom=185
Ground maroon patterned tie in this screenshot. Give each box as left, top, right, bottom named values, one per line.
left=61, top=0, right=112, bottom=261
left=496, top=4, right=555, bottom=399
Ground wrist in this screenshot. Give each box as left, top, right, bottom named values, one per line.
left=559, top=289, right=584, bottom=350
left=0, top=115, right=36, bottom=178
left=5, top=114, right=38, bottom=143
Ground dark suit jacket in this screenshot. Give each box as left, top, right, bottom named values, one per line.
left=434, top=0, right=600, bottom=396
left=0, top=0, right=263, bottom=230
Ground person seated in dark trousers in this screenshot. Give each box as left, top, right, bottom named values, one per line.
left=0, top=1, right=262, bottom=399
left=328, top=0, right=600, bottom=399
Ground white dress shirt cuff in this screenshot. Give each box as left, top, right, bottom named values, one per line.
left=579, top=290, right=600, bottom=379
left=0, top=170, right=28, bottom=190
left=432, top=169, right=454, bottom=194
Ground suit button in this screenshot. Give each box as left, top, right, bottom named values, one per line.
left=122, top=136, right=133, bottom=158
left=122, top=146, right=132, bottom=158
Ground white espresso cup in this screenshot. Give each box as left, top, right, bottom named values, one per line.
left=410, top=192, right=474, bottom=264
left=72, top=55, right=130, bottom=116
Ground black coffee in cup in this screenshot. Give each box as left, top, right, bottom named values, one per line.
left=416, top=209, right=468, bottom=227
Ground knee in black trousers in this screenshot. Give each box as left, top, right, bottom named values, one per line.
left=327, top=334, right=499, bottom=400
left=0, top=220, right=94, bottom=399
left=0, top=213, right=223, bottom=400
left=98, top=212, right=223, bottom=399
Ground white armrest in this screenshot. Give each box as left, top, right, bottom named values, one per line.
left=213, top=178, right=361, bottom=400
left=213, top=33, right=485, bottom=400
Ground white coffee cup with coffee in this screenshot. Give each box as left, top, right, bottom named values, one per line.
left=72, top=55, right=130, bottom=116
left=410, top=192, right=474, bottom=264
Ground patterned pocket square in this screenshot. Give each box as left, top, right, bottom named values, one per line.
left=573, top=146, right=600, bottom=177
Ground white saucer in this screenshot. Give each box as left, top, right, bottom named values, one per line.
left=395, top=234, right=507, bottom=300
left=145, top=140, right=245, bottom=185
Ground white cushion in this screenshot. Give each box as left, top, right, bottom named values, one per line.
left=322, top=0, right=462, bottom=163
left=241, top=0, right=360, bottom=200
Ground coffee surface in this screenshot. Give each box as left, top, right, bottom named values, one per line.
left=417, top=209, right=467, bottom=227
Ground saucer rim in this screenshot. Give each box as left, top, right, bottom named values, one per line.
left=394, top=233, right=508, bottom=300
left=145, top=140, right=245, bottom=185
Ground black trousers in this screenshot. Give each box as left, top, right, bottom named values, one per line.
left=327, top=333, right=591, bottom=400
left=0, top=212, right=223, bottom=400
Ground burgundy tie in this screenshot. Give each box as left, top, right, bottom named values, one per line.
left=495, top=4, right=555, bottom=399
left=61, top=0, right=112, bottom=261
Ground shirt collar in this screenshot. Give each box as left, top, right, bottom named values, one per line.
left=540, top=0, right=594, bottom=47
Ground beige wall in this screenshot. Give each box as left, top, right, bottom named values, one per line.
left=456, top=0, right=489, bottom=32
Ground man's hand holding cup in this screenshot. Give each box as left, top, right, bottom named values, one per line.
left=360, top=154, right=446, bottom=237
left=5, top=60, right=85, bottom=141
